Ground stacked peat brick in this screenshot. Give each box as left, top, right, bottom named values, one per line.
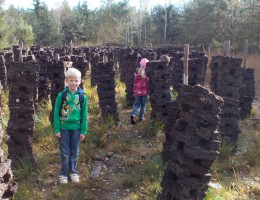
left=47, top=60, right=72, bottom=124
left=97, top=59, right=119, bottom=123
left=90, top=52, right=100, bottom=87
left=158, top=85, right=223, bottom=200
left=0, top=82, right=2, bottom=111
left=162, top=101, right=180, bottom=161
left=118, top=49, right=139, bottom=106
left=36, top=50, right=52, bottom=103
left=4, top=51, right=14, bottom=87
left=7, top=61, right=39, bottom=164
left=72, top=47, right=83, bottom=56
left=0, top=117, right=17, bottom=199
left=71, top=55, right=89, bottom=88
left=158, top=48, right=208, bottom=92
left=168, top=50, right=183, bottom=92
left=188, top=51, right=208, bottom=86
left=146, top=60, right=172, bottom=122
left=53, top=46, right=68, bottom=57
left=0, top=56, right=7, bottom=91
left=239, top=68, right=255, bottom=119
left=210, top=56, right=242, bottom=147
left=83, top=47, right=91, bottom=63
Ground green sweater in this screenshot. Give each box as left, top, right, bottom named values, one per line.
left=54, top=88, right=88, bottom=135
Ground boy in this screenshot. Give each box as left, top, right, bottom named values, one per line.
left=54, top=68, right=88, bottom=184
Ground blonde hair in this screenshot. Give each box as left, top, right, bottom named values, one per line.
left=65, top=68, right=81, bottom=79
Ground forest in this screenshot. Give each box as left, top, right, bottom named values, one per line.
left=0, top=0, right=259, bottom=199
left=0, top=0, right=259, bottom=52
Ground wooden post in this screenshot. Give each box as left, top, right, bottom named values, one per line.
left=55, top=53, right=60, bottom=63
left=243, top=39, right=248, bottom=68
left=223, top=40, right=231, bottom=57
left=18, top=42, right=23, bottom=63
left=164, top=3, right=167, bottom=44
left=0, top=80, right=3, bottom=94
left=70, top=40, right=73, bottom=55
left=183, top=44, right=189, bottom=85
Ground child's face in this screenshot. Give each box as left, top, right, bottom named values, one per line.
left=66, top=76, right=81, bottom=92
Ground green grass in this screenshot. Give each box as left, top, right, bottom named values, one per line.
left=137, top=117, right=165, bottom=138
left=125, top=154, right=165, bottom=198
left=115, top=76, right=126, bottom=108
left=89, top=114, right=116, bottom=147
left=84, top=79, right=100, bottom=115
left=244, top=131, right=260, bottom=166
left=2, top=73, right=260, bottom=200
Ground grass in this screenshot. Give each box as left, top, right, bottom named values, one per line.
left=115, top=75, right=126, bottom=109
left=244, top=131, right=260, bottom=167
left=137, top=117, right=165, bottom=138
left=206, top=115, right=260, bottom=199
left=1, top=54, right=260, bottom=199
left=84, top=79, right=100, bottom=115
left=89, top=114, right=116, bottom=148
left=124, top=154, right=165, bottom=198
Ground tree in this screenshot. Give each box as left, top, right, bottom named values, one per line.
left=0, top=2, right=12, bottom=48
left=13, top=18, right=35, bottom=46
left=180, top=0, right=229, bottom=48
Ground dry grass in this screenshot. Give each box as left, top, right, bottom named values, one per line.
left=1, top=53, right=259, bottom=200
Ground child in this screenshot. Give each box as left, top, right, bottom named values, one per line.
left=54, top=68, right=88, bottom=184
left=131, top=58, right=149, bottom=125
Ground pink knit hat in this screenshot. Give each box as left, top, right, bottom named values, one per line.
left=140, top=58, right=149, bottom=68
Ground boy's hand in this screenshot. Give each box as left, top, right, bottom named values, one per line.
left=55, top=133, right=61, bottom=139
left=80, top=134, right=85, bottom=141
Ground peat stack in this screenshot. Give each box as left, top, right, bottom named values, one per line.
left=158, top=85, right=223, bottom=200
left=146, top=60, right=172, bottom=122
left=7, top=61, right=39, bottom=164
left=83, top=47, right=91, bottom=62
left=0, top=56, right=7, bottom=90
left=162, top=101, right=180, bottom=161
left=4, top=51, right=14, bottom=87
left=239, top=68, right=255, bottom=119
left=97, top=60, right=119, bottom=123
left=71, top=55, right=89, bottom=88
left=0, top=82, right=2, bottom=111
left=210, top=56, right=242, bottom=147
left=188, top=51, right=208, bottom=87
left=118, top=49, right=138, bottom=106
left=90, top=52, right=100, bottom=87
left=37, top=53, right=52, bottom=102
left=169, top=50, right=208, bottom=92
left=0, top=121, right=17, bottom=199
left=47, top=60, right=72, bottom=124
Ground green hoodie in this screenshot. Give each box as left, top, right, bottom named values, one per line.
left=54, top=87, right=88, bottom=135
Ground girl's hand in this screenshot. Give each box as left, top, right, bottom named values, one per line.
left=80, top=134, right=85, bottom=141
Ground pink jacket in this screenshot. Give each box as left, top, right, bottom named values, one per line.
left=133, top=73, right=149, bottom=96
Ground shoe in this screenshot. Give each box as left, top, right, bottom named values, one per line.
left=130, top=116, right=137, bottom=125
left=59, top=175, right=68, bottom=184
left=140, top=118, right=146, bottom=122
left=70, top=173, right=80, bottom=183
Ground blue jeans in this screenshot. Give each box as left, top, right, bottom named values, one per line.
left=132, top=96, right=148, bottom=121
left=59, top=129, right=80, bottom=176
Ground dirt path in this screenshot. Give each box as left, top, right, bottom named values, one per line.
left=87, top=108, right=162, bottom=200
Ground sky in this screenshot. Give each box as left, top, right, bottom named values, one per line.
left=2, top=0, right=187, bottom=10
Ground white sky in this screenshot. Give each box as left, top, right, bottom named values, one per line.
left=2, top=0, right=187, bottom=10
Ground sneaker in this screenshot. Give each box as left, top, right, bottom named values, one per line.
left=130, top=116, right=137, bottom=125
left=140, top=118, right=146, bottom=122
left=70, top=173, right=80, bottom=183
left=59, top=175, right=68, bottom=184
